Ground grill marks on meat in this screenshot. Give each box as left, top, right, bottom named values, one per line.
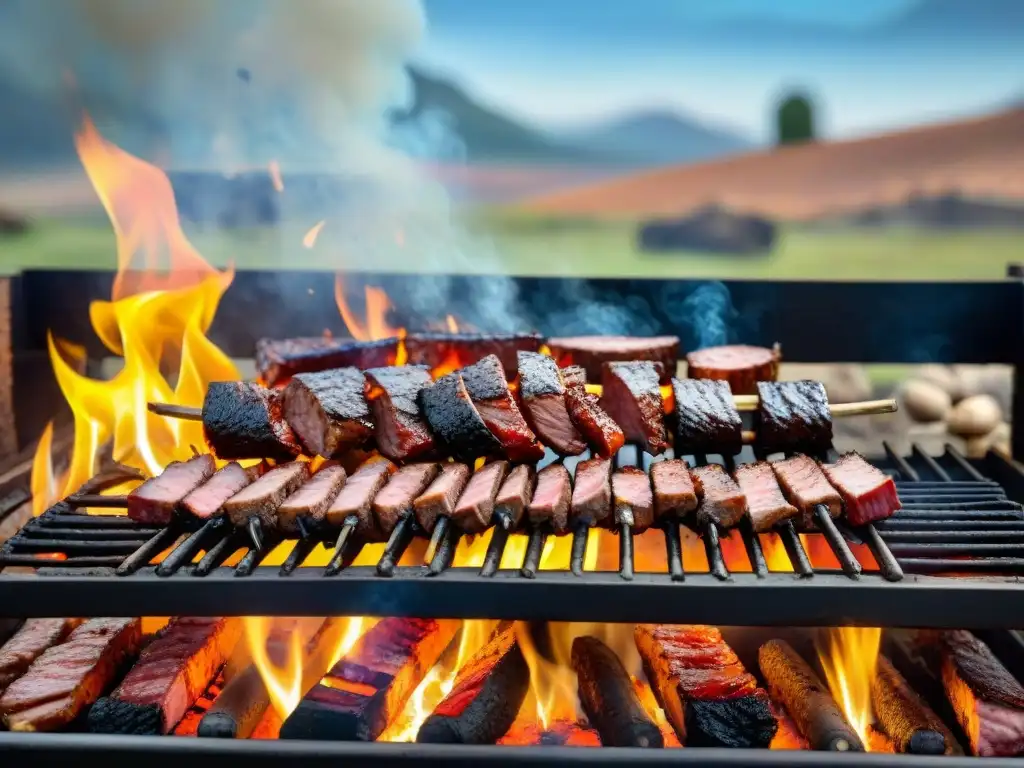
left=1, top=618, right=141, bottom=732
left=563, top=366, right=625, bottom=457
left=277, top=465, right=347, bottom=533
left=413, top=463, right=472, bottom=534
left=671, top=379, right=743, bottom=457
left=0, top=619, right=78, bottom=694
left=651, top=459, right=698, bottom=520
left=612, top=467, right=655, bottom=532
left=821, top=452, right=901, bottom=527
left=202, top=381, right=301, bottom=462
left=942, top=630, right=1024, bottom=757
left=547, top=335, right=679, bottom=384
left=91, top=618, right=241, bottom=736
left=180, top=462, right=259, bottom=521
left=326, top=459, right=396, bottom=539
left=873, top=654, right=954, bottom=755
left=281, top=617, right=460, bottom=742
left=571, top=456, right=613, bottom=527
left=283, top=368, right=374, bottom=459
left=256, top=336, right=399, bottom=387
left=686, top=345, right=780, bottom=395
left=636, top=624, right=777, bottom=749
left=404, top=333, right=542, bottom=377
left=771, top=454, right=842, bottom=529
left=600, top=362, right=668, bottom=455
left=453, top=461, right=510, bottom=534
left=461, top=355, right=544, bottom=462
left=127, top=454, right=216, bottom=525
left=223, top=461, right=309, bottom=528
left=757, top=381, right=833, bottom=456
left=516, top=351, right=586, bottom=456
left=495, top=464, right=536, bottom=530
left=529, top=463, right=573, bottom=534
left=690, top=464, right=748, bottom=529
left=364, top=366, right=437, bottom=462
left=373, top=463, right=441, bottom=537
left=733, top=462, right=798, bottom=532
left=420, top=373, right=502, bottom=462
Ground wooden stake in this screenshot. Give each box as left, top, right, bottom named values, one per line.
left=148, top=402, right=203, bottom=421
left=733, top=395, right=896, bottom=416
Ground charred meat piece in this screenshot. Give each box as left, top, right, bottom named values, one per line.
left=547, top=336, right=679, bottom=384
left=374, top=463, right=441, bottom=537
left=571, top=456, right=613, bottom=528
left=413, top=463, right=472, bottom=535
left=256, top=336, right=399, bottom=387
left=326, top=458, right=396, bottom=540
left=127, top=454, right=216, bottom=525
left=572, top=635, right=663, bottom=748
left=202, top=381, right=302, bottom=462
left=0, top=619, right=78, bottom=693
left=600, top=362, right=669, bottom=455
left=651, top=459, right=698, bottom=520
left=516, top=351, right=586, bottom=456
left=691, top=464, right=748, bottom=529
left=419, top=372, right=503, bottom=462
left=821, top=452, right=901, bottom=527
left=873, top=654, right=954, bottom=755
left=280, top=617, right=460, bottom=741
left=759, top=639, right=863, bottom=752
left=733, top=462, right=798, bottom=532
left=529, top=463, right=573, bottom=534
left=495, top=464, right=536, bottom=530
left=364, top=366, right=437, bottom=463
left=277, top=465, right=348, bottom=533
left=418, top=625, right=529, bottom=744
left=771, top=454, right=842, bottom=529
left=612, top=467, right=655, bottom=532
left=671, top=379, right=743, bottom=457
left=1, top=618, right=141, bottom=733
left=942, top=630, right=1024, bottom=757
left=757, top=381, right=833, bottom=456
left=283, top=368, right=375, bottom=459
left=636, top=624, right=777, bottom=749
left=405, top=333, right=542, bottom=378
left=563, top=366, right=625, bottom=457
left=90, top=618, right=241, bottom=736
left=223, top=461, right=310, bottom=528
left=180, top=462, right=259, bottom=520
left=686, top=345, right=780, bottom=396
left=453, top=461, right=510, bottom=533
left=460, top=355, right=544, bottom=462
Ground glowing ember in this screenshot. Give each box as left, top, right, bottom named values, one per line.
left=818, top=627, right=882, bottom=750
left=303, top=220, right=326, bottom=249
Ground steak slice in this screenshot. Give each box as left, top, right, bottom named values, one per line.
left=180, top=462, right=259, bottom=520
left=612, top=467, right=655, bottom=532
left=405, top=333, right=542, bottom=377
left=127, top=454, right=216, bottom=525
left=364, top=366, right=437, bottom=462
left=460, top=355, right=544, bottom=462
left=771, top=454, right=842, bottom=529
left=651, top=459, right=698, bottom=520
left=671, top=379, right=743, bottom=457
left=277, top=465, right=348, bottom=533
left=571, top=456, right=613, bottom=527
left=547, top=336, right=679, bottom=384
left=419, top=373, right=503, bottom=462
left=820, top=452, right=901, bottom=527
left=256, top=336, right=399, bottom=387
left=413, top=463, right=472, bottom=535
left=373, top=463, right=441, bottom=536
left=495, top=464, right=536, bottom=530
left=453, top=461, right=510, bottom=533
left=0, top=619, right=78, bottom=693
left=600, top=362, right=668, bottom=455
left=516, top=351, right=586, bottom=456
left=326, top=458, right=396, bottom=539
left=202, top=381, right=302, bottom=462
left=757, top=381, right=833, bottom=456
left=529, top=463, right=573, bottom=534
left=690, top=464, right=748, bottom=529
left=686, top=345, right=780, bottom=396
left=563, top=366, right=625, bottom=457
left=223, top=461, right=310, bottom=528
left=283, top=368, right=375, bottom=459
left=733, top=461, right=798, bottom=532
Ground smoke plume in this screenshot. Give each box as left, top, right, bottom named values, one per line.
left=679, top=281, right=737, bottom=349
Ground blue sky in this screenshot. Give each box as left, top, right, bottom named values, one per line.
left=416, top=0, right=1024, bottom=141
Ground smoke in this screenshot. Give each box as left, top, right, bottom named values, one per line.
left=679, top=281, right=737, bottom=349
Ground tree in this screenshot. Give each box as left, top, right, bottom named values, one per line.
left=776, top=93, right=815, bottom=146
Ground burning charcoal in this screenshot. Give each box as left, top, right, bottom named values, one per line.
left=516, top=351, right=587, bottom=456
left=364, top=366, right=438, bottom=463
left=600, top=361, right=669, bottom=455
left=563, top=366, right=625, bottom=457
left=529, top=463, right=573, bottom=534
left=325, top=458, right=395, bottom=540
left=404, top=332, right=542, bottom=378
left=0, top=619, right=79, bottom=695
left=202, top=381, right=302, bottom=462
left=277, top=464, right=348, bottom=534
left=757, top=381, right=833, bottom=456
left=453, top=461, right=509, bottom=534
left=650, top=459, right=698, bottom=521
left=373, top=463, right=440, bottom=536
left=547, top=335, right=679, bottom=384
left=181, top=462, right=259, bottom=520
left=612, top=467, right=655, bottom=532
left=733, top=461, right=798, bottom=532
left=691, top=464, right=748, bottom=529
left=671, top=378, right=743, bottom=457
left=570, top=456, right=613, bottom=528
left=283, top=368, right=375, bottom=459
left=872, top=655, right=953, bottom=755
left=821, top=452, right=902, bottom=527
left=223, top=461, right=310, bottom=529
left=460, top=355, right=544, bottom=462
left=127, top=454, right=216, bottom=525
left=686, top=344, right=780, bottom=395
left=419, top=372, right=503, bottom=462
left=498, top=719, right=603, bottom=746
left=256, top=336, right=399, bottom=387
left=771, top=454, right=842, bottom=530
left=413, top=463, right=472, bottom=535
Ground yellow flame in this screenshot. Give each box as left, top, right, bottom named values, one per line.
left=445, top=314, right=459, bottom=333
left=334, top=277, right=402, bottom=342
left=818, top=627, right=882, bottom=749
left=303, top=220, right=326, bottom=248
left=30, top=422, right=57, bottom=516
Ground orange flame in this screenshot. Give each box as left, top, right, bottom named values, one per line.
left=818, top=627, right=882, bottom=750
left=334, top=276, right=404, bottom=343
left=303, top=220, right=326, bottom=249
left=445, top=314, right=459, bottom=333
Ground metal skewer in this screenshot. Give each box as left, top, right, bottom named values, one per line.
left=570, top=522, right=589, bottom=577
left=148, top=402, right=203, bottom=421
left=323, top=516, right=359, bottom=577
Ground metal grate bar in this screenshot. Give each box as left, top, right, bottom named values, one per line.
left=912, top=444, right=953, bottom=482
left=884, top=440, right=919, bottom=480
left=944, top=443, right=990, bottom=482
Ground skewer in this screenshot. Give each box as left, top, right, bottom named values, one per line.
left=739, top=517, right=769, bottom=578
left=618, top=522, right=634, bottom=581
left=324, top=517, right=359, bottom=577
left=427, top=524, right=460, bottom=576
left=280, top=537, right=316, bottom=575
left=701, top=522, right=730, bottom=581
left=777, top=520, right=814, bottom=577
left=247, top=518, right=264, bottom=552
left=813, top=505, right=862, bottom=578
left=521, top=528, right=547, bottom=579
left=425, top=516, right=450, bottom=565
left=376, top=515, right=415, bottom=577
left=116, top=525, right=182, bottom=576
left=157, top=518, right=226, bottom=577
left=236, top=534, right=280, bottom=577
left=663, top=520, right=685, bottom=581
left=195, top=529, right=245, bottom=576
left=570, top=522, right=589, bottom=577
left=480, top=524, right=510, bottom=577
left=148, top=402, right=202, bottom=421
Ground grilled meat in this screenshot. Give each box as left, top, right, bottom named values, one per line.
left=771, top=454, right=842, bottom=529
left=547, top=336, right=679, bottom=384
left=0, top=619, right=78, bottom=694
left=404, top=332, right=542, bottom=378
left=202, top=381, right=302, bottom=462
left=570, top=456, right=613, bottom=527
left=127, top=454, right=216, bottom=525
left=413, top=463, right=472, bottom=535
left=364, top=366, right=438, bottom=462
left=612, top=467, right=655, bottom=532
left=821, top=452, right=901, bottom=527
left=651, top=459, right=698, bottom=520
left=516, top=351, right=587, bottom=456
left=671, top=379, right=743, bottom=457
left=373, top=463, right=441, bottom=536
left=283, top=368, right=374, bottom=459
left=223, top=461, right=310, bottom=528
left=180, top=462, right=259, bottom=520
left=757, top=381, right=833, bottom=456
left=563, top=366, right=625, bottom=457
left=686, top=345, right=780, bottom=395
left=733, top=461, right=798, bottom=532
left=326, top=458, right=396, bottom=540
left=453, top=461, right=510, bottom=533
left=873, top=654, right=955, bottom=755
left=420, top=373, right=503, bottom=462
left=495, top=464, right=536, bottom=530
left=529, top=463, right=573, bottom=534
left=460, top=355, right=544, bottom=462
left=691, top=464, right=748, bottom=529
left=600, top=361, right=669, bottom=455
left=277, top=465, right=347, bottom=533
left=256, top=336, right=399, bottom=387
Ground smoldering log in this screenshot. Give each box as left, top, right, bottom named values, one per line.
left=871, top=654, right=951, bottom=755
left=416, top=624, right=529, bottom=744
left=279, top=617, right=459, bottom=742
left=498, top=719, right=603, bottom=747
left=758, top=639, right=864, bottom=752
left=572, top=635, right=662, bottom=748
